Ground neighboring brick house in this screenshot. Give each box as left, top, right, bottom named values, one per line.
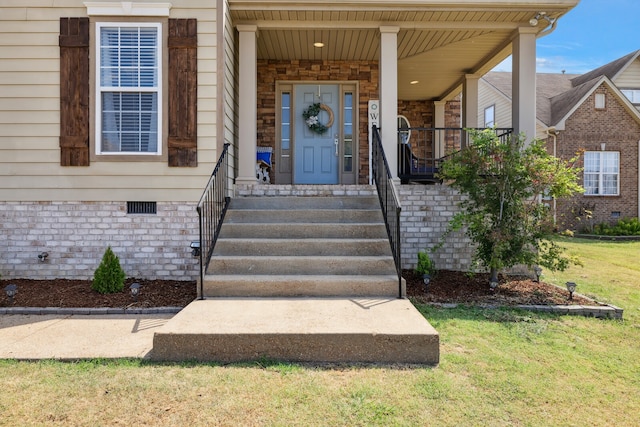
left=480, top=50, right=640, bottom=231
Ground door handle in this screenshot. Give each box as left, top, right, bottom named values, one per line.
left=334, top=134, right=339, bottom=156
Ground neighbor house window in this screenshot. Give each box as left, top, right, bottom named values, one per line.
left=96, top=23, right=161, bottom=155
left=621, top=89, right=640, bottom=104
left=584, top=151, right=619, bottom=195
left=484, top=105, right=495, bottom=127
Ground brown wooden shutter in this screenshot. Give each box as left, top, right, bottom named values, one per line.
left=59, top=17, right=90, bottom=166
left=168, top=19, right=198, bottom=167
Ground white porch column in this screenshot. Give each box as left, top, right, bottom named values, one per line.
left=462, top=74, right=479, bottom=129
left=512, top=27, right=537, bottom=144
left=236, top=25, right=258, bottom=185
left=379, top=26, right=399, bottom=179
left=434, top=100, right=446, bottom=158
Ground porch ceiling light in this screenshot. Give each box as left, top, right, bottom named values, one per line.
left=313, top=42, right=324, bottom=48
left=410, top=80, right=419, bottom=85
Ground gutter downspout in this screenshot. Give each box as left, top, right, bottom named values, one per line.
left=547, top=127, right=559, bottom=228
left=536, top=15, right=558, bottom=39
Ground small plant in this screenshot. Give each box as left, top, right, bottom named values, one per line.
left=415, top=251, right=436, bottom=277
left=92, top=246, right=126, bottom=294
left=593, top=217, right=640, bottom=236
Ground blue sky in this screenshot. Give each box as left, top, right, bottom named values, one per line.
left=493, top=0, right=639, bottom=74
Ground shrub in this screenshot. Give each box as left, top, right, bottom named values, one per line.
left=438, top=130, right=583, bottom=284
left=415, top=250, right=436, bottom=277
left=593, top=218, right=640, bottom=236
left=92, top=246, right=126, bottom=294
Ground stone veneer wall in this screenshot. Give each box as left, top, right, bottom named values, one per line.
left=398, top=185, right=474, bottom=271
left=0, top=202, right=199, bottom=280
left=257, top=60, right=379, bottom=185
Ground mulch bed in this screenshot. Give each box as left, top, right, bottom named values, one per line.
left=1, top=270, right=597, bottom=308
left=0, top=278, right=196, bottom=309
left=404, top=269, right=597, bottom=306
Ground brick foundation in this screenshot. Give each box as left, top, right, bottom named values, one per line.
left=0, top=202, right=199, bottom=280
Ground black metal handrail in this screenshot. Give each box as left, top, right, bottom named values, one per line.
left=398, top=127, right=513, bottom=184
left=372, top=125, right=403, bottom=298
left=196, top=143, right=231, bottom=299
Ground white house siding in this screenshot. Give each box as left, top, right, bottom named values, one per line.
left=613, top=57, right=640, bottom=88
left=0, top=1, right=218, bottom=280
left=477, top=78, right=511, bottom=128
left=222, top=0, right=238, bottom=175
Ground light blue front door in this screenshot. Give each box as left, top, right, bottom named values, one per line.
left=295, top=84, right=339, bottom=184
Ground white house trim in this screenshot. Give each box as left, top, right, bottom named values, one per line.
left=84, top=2, right=172, bottom=16
left=379, top=25, right=400, bottom=180
left=512, top=27, right=537, bottom=142
left=236, top=24, right=259, bottom=185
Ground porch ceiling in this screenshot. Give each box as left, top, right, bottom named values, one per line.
left=230, top=1, right=579, bottom=101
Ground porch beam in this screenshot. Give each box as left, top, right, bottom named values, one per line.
left=379, top=25, right=399, bottom=179
left=234, top=20, right=520, bottom=31
left=512, top=27, right=537, bottom=144
left=236, top=24, right=258, bottom=185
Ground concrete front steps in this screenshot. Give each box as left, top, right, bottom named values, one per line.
left=152, top=186, right=439, bottom=364
left=203, top=195, right=402, bottom=298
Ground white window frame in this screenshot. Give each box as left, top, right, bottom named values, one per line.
left=95, top=22, right=162, bottom=156
left=584, top=151, right=620, bottom=196
left=621, top=89, right=640, bottom=104
left=484, top=105, right=495, bottom=127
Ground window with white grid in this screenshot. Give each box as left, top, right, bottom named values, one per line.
left=96, top=23, right=161, bottom=155
left=584, top=151, right=619, bottom=196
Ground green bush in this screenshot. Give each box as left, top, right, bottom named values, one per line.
left=415, top=250, right=436, bottom=277
left=92, top=246, right=126, bottom=294
left=593, top=218, right=640, bottom=236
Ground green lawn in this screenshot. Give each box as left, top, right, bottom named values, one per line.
left=0, top=238, right=638, bottom=426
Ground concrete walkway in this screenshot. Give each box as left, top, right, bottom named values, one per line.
left=0, top=313, right=174, bottom=360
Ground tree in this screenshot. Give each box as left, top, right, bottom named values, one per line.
left=438, top=129, right=582, bottom=285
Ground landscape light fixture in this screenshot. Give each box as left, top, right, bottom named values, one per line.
left=533, top=265, right=542, bottom=282
left=190, top=241, right=200, bottom=257
left=4, top=284, right=17, bottom=304
left=129, top=282, right=141, bottom=301
left=565, top=281, right=577, bottom=300
left=489, top=279, right=499, bottom=291
left=422, top=274, right=431, bottom=290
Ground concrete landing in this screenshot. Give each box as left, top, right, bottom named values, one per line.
left=151, top=298, right=439, bottom=365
